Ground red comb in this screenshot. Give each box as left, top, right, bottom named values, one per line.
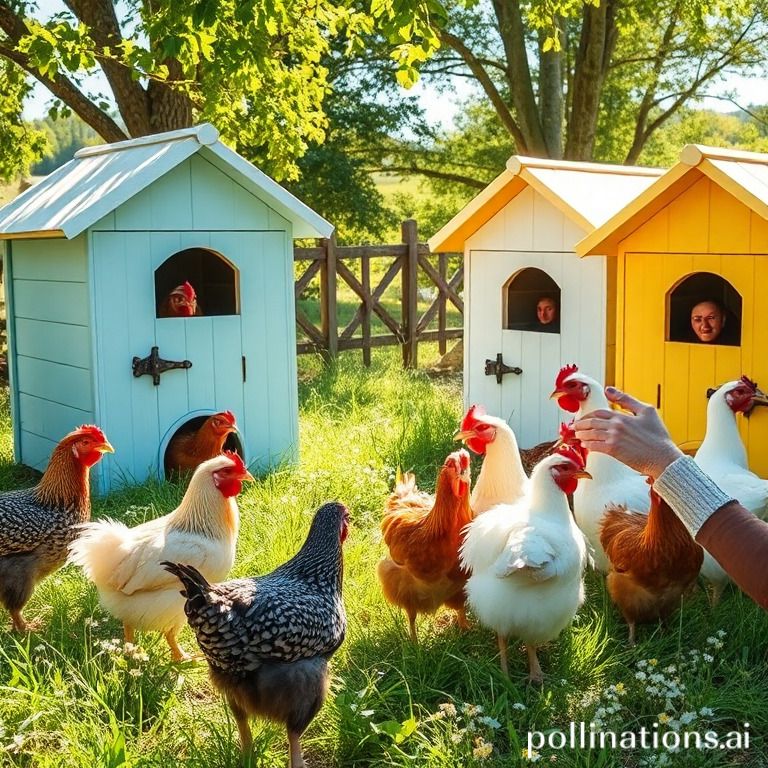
left=458, top=448, right=470, bottom=471
left=556, top=442, right=587, bottom=470
left=558, top=421, right=577, bottom=443
left=171, top=281, right=196, bottom=300
left=555, top=364, right=578, bottom=389
left=461, top=404, right=487, bottom=431
left=740, top=375, right=757, bottom=392
left=223, top=450, right=246, bottom=472
left=73, top=424, right=108, bottom=442
left=219, top=410, right=236, bottom=425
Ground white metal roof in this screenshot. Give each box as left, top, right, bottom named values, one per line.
left=428, top=156, right=663, bottom=253
left=0, top=124, right=333, bottom=240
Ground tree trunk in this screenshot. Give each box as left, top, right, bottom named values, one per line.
left=493, top=0, right=547, bottom=156
left=538, top=21, right=564, bottom=159
left=565, top=0, right=617, bottom=160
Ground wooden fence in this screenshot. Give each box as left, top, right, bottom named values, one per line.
left=294, top=220, right=463, bottom=368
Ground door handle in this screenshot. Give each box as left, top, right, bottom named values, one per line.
left=132, top=346, right=192, bottom=386
left=485, top=353, right=522, bottom=384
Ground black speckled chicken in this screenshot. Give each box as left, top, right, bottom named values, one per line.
left=0, top=425, right=113, bottom=631
left=163, top=501, right=348, bottom=768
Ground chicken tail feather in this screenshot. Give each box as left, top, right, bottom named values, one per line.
left=161, top=561, right=211, bottom=605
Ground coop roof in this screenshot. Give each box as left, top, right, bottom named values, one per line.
left=427, top=156, right=663, bottom=253
left=577, top=144, right=768, bottom=256
left=0, top=124, right=333, bottom=240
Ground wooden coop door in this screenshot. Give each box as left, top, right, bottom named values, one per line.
left=467, top=252, right=564, bottom=448
left=92, top=231, right=263, bottom=476
left=621, top=252, right=763, bottom=466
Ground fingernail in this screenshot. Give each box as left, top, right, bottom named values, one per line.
left=605, top=386, right=618, bottom=395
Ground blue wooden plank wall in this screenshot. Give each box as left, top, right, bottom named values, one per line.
left=10, top=237, right=95, bottom=470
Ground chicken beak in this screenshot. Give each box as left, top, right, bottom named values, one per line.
left=751, top=389, right=768, bottom=407
left=549, top=388, right=565, bottom=400
left=97, top=441, right=115, bottom=454
left=572, top=469, right=592, bottom=480
left=453, top=429, right=475, bottom=441
left=242, top=469, right=255, bottom=482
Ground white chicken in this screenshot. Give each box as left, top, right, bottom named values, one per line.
left=454, top=404, right=529, bottom=514
left=694, top=376, right=768, bottom=602
left=550, top=365, right=650, bottom=571
left=460, top=444, right=590, bottom=682
left=69, top=452, right=253, bottom=659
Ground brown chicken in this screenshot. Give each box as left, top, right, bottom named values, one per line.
left=600, top=482, right=703, bottom=645
left=377, top=449, right=474, bottom=641
left=158, top=281, right=202, bottom=318
left=519, top=439, right=558, bottom=476
left=0, top=425, right=113, bottom=631
left=164, top=411, right=238, bottom=477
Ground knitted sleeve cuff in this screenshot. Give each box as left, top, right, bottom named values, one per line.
left=653, top=456, right=735, bottom=536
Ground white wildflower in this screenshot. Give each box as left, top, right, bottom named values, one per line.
left=680, top=712, right=697, bottom=725
left=439, top=702, right=457, bottom=718
left=128, top=668, right=142, bottom=677
left=699, top=707, right=714, bottom=717
left=473, top=737, right=494, bottom=759
left=703, top=653, right=714, bottom=663
left=512, top=702, right=527, bottom=711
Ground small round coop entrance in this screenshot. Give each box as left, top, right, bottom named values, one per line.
left=155, top=248, right=239, bottom=317
left=504, top=267, right=561, bottom=333
left=667, top=272, right=741, bottom=346
left=161, top=413, right=244, bottom=480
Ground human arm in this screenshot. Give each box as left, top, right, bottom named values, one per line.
left=573, top=387, right=768, bottom=610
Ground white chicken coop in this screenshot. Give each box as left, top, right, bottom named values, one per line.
left=0, top=124, right=333, bottom=493
left=429, top=156, right=662, bottom=448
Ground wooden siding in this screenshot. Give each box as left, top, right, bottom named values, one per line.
left=92, top=156, right=290, bottom=232
left=464, top=188, right=606, bottom=447
left=617, top=176, right=768, bottom=475
left=9, top=236, right=94, bottom=471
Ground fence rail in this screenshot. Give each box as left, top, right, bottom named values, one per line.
left=294, top=220, right=463, bottom=367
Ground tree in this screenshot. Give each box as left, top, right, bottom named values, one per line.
left=420, top=0, right=768, bottom=163
left=0, top=0, right=446, bottom=180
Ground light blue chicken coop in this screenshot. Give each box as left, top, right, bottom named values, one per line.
left=0, top=124, right=333, bottom=493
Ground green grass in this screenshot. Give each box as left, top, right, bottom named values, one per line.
left=0, top=355, right=767, bottom=767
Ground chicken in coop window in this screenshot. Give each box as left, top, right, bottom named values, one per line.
left=69, top=452, right=253, bottom=660
left=164, top=411, right=240, bottom=479
left=162, top=500, right=349, bottom=767
left=0, top=425, right=113, bottom=632
left=155, top=247, right=239, bottom=317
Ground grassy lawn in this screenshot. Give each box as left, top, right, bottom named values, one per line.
left=0, top=352, right=766, bottom=767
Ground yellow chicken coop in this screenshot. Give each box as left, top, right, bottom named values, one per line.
left=578, top=145, right=768, bottom=475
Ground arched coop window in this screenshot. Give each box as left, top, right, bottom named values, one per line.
left=667, top=272, right=742, bottom=346
left=504, top=267, right=561, bottom=334
left=155, top=248, right=239, bottom=318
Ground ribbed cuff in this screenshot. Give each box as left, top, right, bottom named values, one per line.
left=654, top=456, right=735, bottom=536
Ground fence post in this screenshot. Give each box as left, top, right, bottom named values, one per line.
left=401, top=219, right=419, bottom=369
left=319, top=234, right=338, bottom=363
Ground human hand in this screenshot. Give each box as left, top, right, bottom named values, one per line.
left=572, top=387, right=684, bottom=479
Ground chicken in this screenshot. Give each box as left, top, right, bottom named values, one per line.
left=460, top=443, right=590, bottom=682
left=600, top=482, right=704, bottom=645
left=164, top=410, right=238, bottom=477
left=0, top=425, right=113, bottom=631
left=550, top=364, right=650, bottom=571
left=454, top=404, right=529, bottom=514
left=162, top=501, right=348, bottom=768
left=694, top=376, right=768, bottom=602
left=519, top=439, right=558, bottom=477
left=69, top=452, right=253, bottom=660
left=377, top=449, right=473, bottom=641
left=158, top=281, right=201, bottom=317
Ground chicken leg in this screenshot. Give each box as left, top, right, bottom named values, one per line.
left=287, top=730, right=305, bottom=768
left=164, top=629, right=191, bottom=662
left=10, top=609, right=37, bottom=633
left=526, top=645, right=543, bottom=684
left=407, top=611, right=418, bottom=643
left=497, top=634, right=509, bottom=676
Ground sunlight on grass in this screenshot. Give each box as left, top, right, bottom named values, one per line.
left=0, top=351, right=765, bottom=766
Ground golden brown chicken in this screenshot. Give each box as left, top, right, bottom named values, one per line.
left=158, top=281, right=202, bottom=318
left=164, top=411, right=238, bottom=477
left=600, top=482, right=703, bottom=645
left=519, top=439, right=558, bottom=476
left=377, top=449, right=473, bottom=641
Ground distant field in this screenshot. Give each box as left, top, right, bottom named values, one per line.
left=0, top=176, right=45, bottom=207
left=372, top=172, right=430, bottom=203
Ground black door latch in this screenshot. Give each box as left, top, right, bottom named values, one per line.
left=485, top=353, right=522, bottom=384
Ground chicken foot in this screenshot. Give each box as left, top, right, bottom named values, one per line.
left=407, top=612, right=418, bottom=643
left=164, top=629, right=192, bottom=662
left=10, top=609, right=40, bottom=633
left=526, top=645, right=543, bottom=685
left=454, top=607, right=470, bottom=630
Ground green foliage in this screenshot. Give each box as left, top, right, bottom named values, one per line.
left=0, top=358, right=766, bottom=766
left=0, top=60, right=48, bottom=181
left=31, top=114, right=101, bottom=175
